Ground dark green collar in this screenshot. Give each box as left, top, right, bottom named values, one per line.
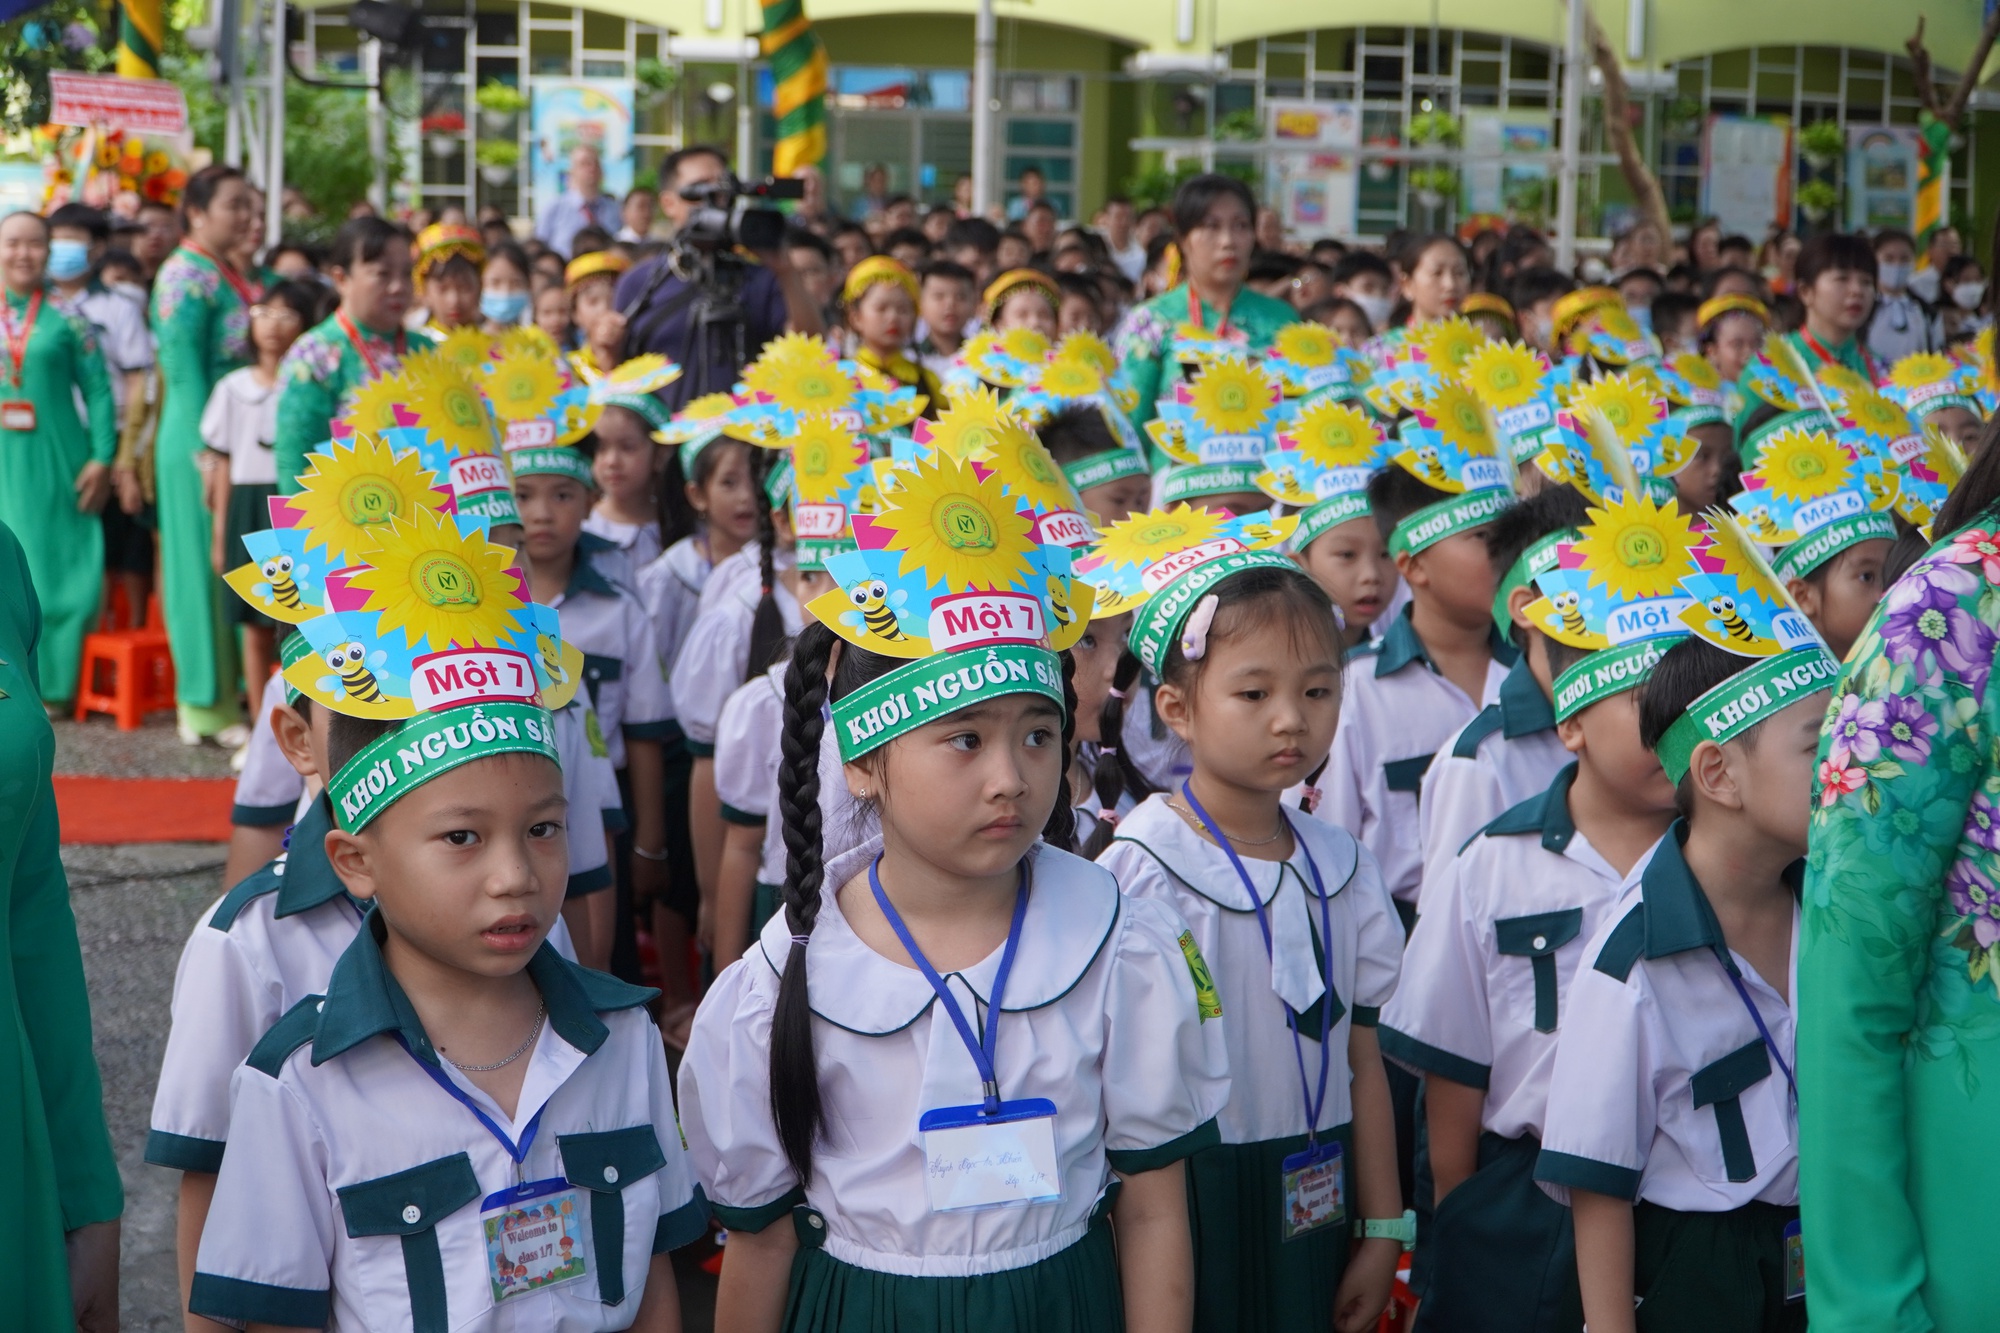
left=1498, top=655, right=1556, bottom=737
left=310, top=915, right=656, bottom=1067
left=1483, top=762, right=1579, bottom=853
left=1375, top=604, right=1521, bottom=679
left=566, top=532, right=619, bottom=599
left=1638, top=822, right=1804, bottom=960
left=273, top=795, right=354, bottom=918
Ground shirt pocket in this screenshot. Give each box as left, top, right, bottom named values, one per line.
left=1686, top=1040, right=1774, bottom=1185
left=559, top=1124, right=669, bottom=1306
left=582, top=653, right=623, bottom=713
left=336, top=1152, right=481, bottom=1333
left=1493, top=908, right=1585, bottom=1035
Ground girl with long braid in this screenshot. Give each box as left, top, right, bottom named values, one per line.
left=679, top=448, right=1229, bottom=1333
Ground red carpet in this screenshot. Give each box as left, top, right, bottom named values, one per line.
left=54, top=776, right=236, bottom=844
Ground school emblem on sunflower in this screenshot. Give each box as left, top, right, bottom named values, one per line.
left=1416, top=382, right=1498, bottom=463
left=789, top=418, right=869, bottom=505
left=744, top=333, right=853, bottom=413
left=341, top=374, right=406, bottom=436
left=435, top=325, right=492, bottom=371
left=402, top=370, right=497, bottom=456
left=1057, top=330, right=1118, bottom=376
left=1890, top=352, right=1960, bottom=393
left=484, top=351, right=562, bottom=422
left=1840, top=388, right=1916, bottom=446
left=1568, top=373, right=1665, bottom=448
left=1036, top=356, right=1106, bottom=399
left=1571, top=493, right=1699, bottom=604
left=347, top=506, right=528, bottom=651
left=1088, top=503, right=1227, bottom=573
left=1272, top=322, right=1338, bottom=368
left=1668, top=351, right=1722, bottom=393
left=1411, top=316, right=1485, bottom=375
left=1756, top=428, right=1850, bottom=504
left=291, top=435, right=446, bottom=566
left=869, top=453, right=1037, bottom=593
left=1185, top=356, right=1279, bottom=436
left=1283, top=398, right=1383, bottom=470
left=1460, top=340, right=1547, bottom=410
left=922, top=385, right=1017, bottom=461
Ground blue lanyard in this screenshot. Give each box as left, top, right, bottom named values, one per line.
left=1180, top=781, right=1337, bottom=1143
left=869, top=855, right=1029, bottom=1116
left=1718, top=956, right=1798, bottom=1106
left=397, top=1034, right=548, bottom=1184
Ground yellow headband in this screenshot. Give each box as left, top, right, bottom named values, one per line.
left=564, top=250, right=632, bottom=290
left=842, top=255, right=919, bottom=306
left=1696, top=293, right=1769, bottom=331
left=413, top=223, right=485, bottom=286
left=1550, top=286, right=1622, bottom=344
left=1460, top=293, right=1517, bottom=325
left=983, top=267, right=1059, bottom=321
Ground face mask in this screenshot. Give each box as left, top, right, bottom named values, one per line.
left=1353, top=292, right=1394, bottom=331
left=1954, top=281, right=1988, bottom=311
left=1629, top=304, right=1654, bottom=335
left=1877, top=261, right=1913, bottom=292
left=481, top=290, right=528, bottom=324
left=1579, top=257, right=1610, bottom=283
left=46, top=239, right=91, bottom=282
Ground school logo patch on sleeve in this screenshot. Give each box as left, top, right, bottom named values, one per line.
left=1178, top=931, right=1223, bottom=1022
left=584, top=708, right=609, bottom=759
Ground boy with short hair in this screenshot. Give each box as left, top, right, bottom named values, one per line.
left=1382, top=494, right=1690, bottom=1333
left=1535, top=519, right=1832, bottom=1333
left=1331, top=251, right=1397, bottom=332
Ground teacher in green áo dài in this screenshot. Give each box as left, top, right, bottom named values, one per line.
left=150, top=165, right=260, bottom=743
left=0, top=211, right=117, bottom=711
left=1113, top=174, right=1298, bottom=441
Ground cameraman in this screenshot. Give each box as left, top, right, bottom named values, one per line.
left=612, top=145, right=824, bottom=407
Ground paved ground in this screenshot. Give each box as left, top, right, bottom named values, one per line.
left=59, top=715, right=718, bottom=1330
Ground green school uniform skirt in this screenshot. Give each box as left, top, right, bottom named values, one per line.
left=1187, top=1125, right=1354, bottom=1333
left=783, top=1202, right=1125, bottom=1332
left=753, top=881, right=782, bottom=935
left=1416, top=1132, right=1581, bottom=1333
left=1631, top=1200, right=1803, bottom=1333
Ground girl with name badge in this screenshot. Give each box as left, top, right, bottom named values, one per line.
left=1087, top=514, right=1409, bottom=1333
left=679, top=447, right=1230, bottom=1333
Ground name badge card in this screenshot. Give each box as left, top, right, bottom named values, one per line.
left=918, top=1098, right=1062, bottom=1213
left=480, top=1177, right=591, bottom=1303
left=1279, top=1140, right=1345, bottom=1241
left=1783, top=1218, right=1804, bottom=1302
left=1, top=400, right=35, bottom=432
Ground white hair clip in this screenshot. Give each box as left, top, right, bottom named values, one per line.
left=1331, top=602, right=1347, bottom=631
left=1181, top=594, right=1222, bottom=661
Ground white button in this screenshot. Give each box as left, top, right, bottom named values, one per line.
left=1532, top=936, right=1547, bottom=951
left=402, top=1205, right=421, bottom=1224
left=808, top=1214, right=824, bottom=1229
left=602, top=1165, right=619, bottom=1184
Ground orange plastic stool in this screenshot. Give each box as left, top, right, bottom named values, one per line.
left=74, top=628, right=177, bottom=730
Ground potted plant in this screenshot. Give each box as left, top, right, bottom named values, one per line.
left=1407, top=109, right=1462, bottom=149
left=1797, top=179, right=1839, bottom=224
left=1800, top=120, right=1845, bottom=171
left=476, top=138, right=519, bottom=186
left=636, top=57, right=680, bottom=106
left=475, top=81, right=529, bottom=134
left=423, top=111, right=465, bottom=158
left=1410, top=165, right=1457, bottom=211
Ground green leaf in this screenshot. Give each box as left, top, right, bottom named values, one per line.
left=1867, top=761, right=1908, bottom=780
left=1862, top=783, right=1883, bottom=816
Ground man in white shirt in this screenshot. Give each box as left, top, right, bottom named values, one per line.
left=535, top=145, right=623, bottom=258
left=1096, top=196, right=1147, bottom=284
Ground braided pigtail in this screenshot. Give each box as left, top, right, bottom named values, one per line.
left=747, top=453, right=789, bottom=675
left=1041, top=648, right=1077, bottom=853
left=769, top=621, right=836, bottom=1183
left=1081, top=649, right=1151, bottom=858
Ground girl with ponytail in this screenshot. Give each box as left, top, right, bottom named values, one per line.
left=679, top=451, right=1228, bottom=1333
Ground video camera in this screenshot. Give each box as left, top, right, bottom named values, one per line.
left=676, top=174, right=805, bottom=253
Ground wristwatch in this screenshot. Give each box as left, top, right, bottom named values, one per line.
left=1353, top=1209, right=1417, bottom=1250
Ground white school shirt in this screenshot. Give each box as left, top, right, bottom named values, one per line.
left=1416, top=655, right=1572, bottom=915
left=191, top=930, right=702, bottom=1333
left=55, top=281, right=153, bottom=411
left=636, top=536, right=713, bottom=716
left=232, top=685, right=307, bottom=827
left=1298, top=607, right=1517, bottom=904
left=668, top=551, right=802, bottom=752
left=548, top=535, right=673, bottom=771
left=583, top=512, right=663, bottom=571
left=679, top=837, right=1231, bottom=1277
left=549, top=701, right=619, bottom=894
left=713, top=662, right=877, bottom=887
left=1535, top=823, right=1799, bottom=1212
left=1099, top=797, right=1402, bottom=1145
left=200, top=366, right=283, bottom=485
left=1379, top=764, right=1643, bottom=1143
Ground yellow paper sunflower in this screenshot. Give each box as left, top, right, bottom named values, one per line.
left=1089, top=504, right=1226, bottom=572
left=1273, top=322, right=1338, bottom=367
left=1412, top=317, right=1486, bottom=374
left=1667, top=352, right=1722, bottom=393
left=1420, top=382, right=1498, bottom=459
left=484, top=351, right=562, bottom=422
left=348, top=507, right=528, bottom=652
left=1570, top=492, right=1699, bottom=601
left=1588, top=306, right=1646, bottom=347
left=1756, top=428, right=1850, bottom=504
left=402, top=371, right=497, bottom=456
left=1459, top=341, right=1546, bottom=410
left=998, top=327, right=1051, bottom=365
left=1055, top=331, right=1117, bottom=376
left=1843, top=388, right=1914, bottom=442
left=341, top=374, right=407, bottom=436
left=1816, top=363, right=1871, bottom=399
left=291, top=436, right=446, bottom=566
left=657, top=392, right=739, bottom=443
left=1569, top=373, right=1663, bottom=447
left=497, top=325, right=559, bottom=360
left=870, top=453, right=1037, bottom=593
left=1186, top=357, right=1277, bottom=435
left=927, top=386, right=1019, bottom=462
left=983, top=424, right=1081, bottom=515
left=435, top=326, right=493, bottom=371
left=743, top=333, right=855, bottom=413
left=599, top=353, right=684, bottom=397
left=1890, top=352, right=1959, bottom=392
left=790, top=418, right=868, bottom=504
left=1974, top=326, right=1998, bottom=387
left=1285, top=398, right=1383, bottom=470
left=1037, top=357, right=1106, bottom=399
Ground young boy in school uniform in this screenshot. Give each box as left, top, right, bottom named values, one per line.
left=1416, top=486, right=1589, bottom=914
left=1535, top=523, right=1832, bottom=1333
left=1381, top=494, right=1688, bottom=1333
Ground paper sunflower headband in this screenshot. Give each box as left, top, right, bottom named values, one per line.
left=1073, top=503, right=1299, bottom=674
left=1522, top=491, right=1696, bottom=721
left=804, top=448, right=1090, bottom=761
left=1654, top=352, right=1731, bottom=432
left=412, top=223, right=486, bottom=287
left=907, top=386, right=1094, bottom=549
left=1145, top=354, right=1294, bottom=503
left=1654, top=513, right=1838, bottom=784
left=1888, top=351, right=1984, bottom=424
left=1730, top=425, right=1897, bottom=584
left=1537, top=373, right=1689, bottom=505
left=1461, top=339, right=1567, bottom=465
left=226, top=435, right=582, bottom=830
left=1386, top=381, right=1513, bottom=558
left=1258, top=396, right=1391, bottom=552
left=780, top=414, right=873, bottom=570
left=953, top=325, right=1056, bottom=391
left=1737, top=335, right=1841, bottom=459
left=1565, top=301, right=1658, bottom=370
left=1006, top=332, right=1146, bottom=453
left=1264, top=321, right=1371, bottom=402
left=1366, top=315, right=1488, bottom=418
left=742, top=331, right=928, bottom=438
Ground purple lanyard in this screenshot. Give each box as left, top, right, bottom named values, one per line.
left=1719, top=956, right=1798, bottom=1106
left=1180, top=781, right=1337, bottom=1143
left=397, top=1034, right=548, bottom=1182
left=869, top=856, right=1030, bottom=1116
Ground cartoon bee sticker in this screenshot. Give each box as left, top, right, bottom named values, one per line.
left=1046, top=577, right=1075, bottom=631
left=1738, top=506, right=1780, bottom=539
left=536, top=633, right=569, bottom=685
left=258, top=554, right=309, bottom=611
left=1550, top=589, right=1587, bottom=638
left=843, top=579, right=909, bottom=643
left=1412, top=443, right=1448, bottom=484
left=1705, top=595, right=1757, bottom=645
left=319, top=641, right=389, bottom=704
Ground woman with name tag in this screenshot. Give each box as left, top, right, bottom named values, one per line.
left=1093, top=536, right=1409, bottom=1332
left=679, top=448, right=1230, bottom=1332
left=0, top=210, right=117, bottom=710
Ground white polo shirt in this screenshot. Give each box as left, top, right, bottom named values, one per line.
left=636, top=536, right=713, bottom=720
left=583, top=512, right=662, bottom=572
left=1416, top=656, right=1572, bottom=915
left=668, top=552, right=801, bottom=754
left=678, top=837, right=1230, bottom=1278
left=1380, top=765, right=1642, bottom=1142
left=1099, top=797, right=1402, bottom=1145
left=549, top=701, right=621, bottom=895
left=1298, top=608, right=1517, bottom=904
left=1535, top=824, right=1799, bottom=1212
left=232, top=686, right=307, bottom=827
left=548, top=536, right=674, bottom=772
left=191, top=929, right=704, bottom=1332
